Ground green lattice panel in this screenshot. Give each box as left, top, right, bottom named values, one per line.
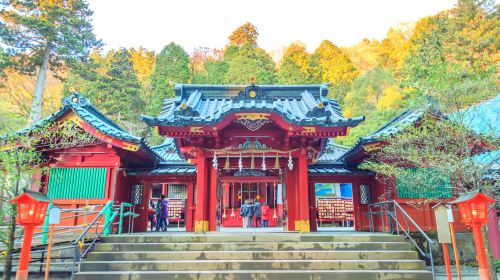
left=47, top=167, right=106, bottom=199
left=396, top=168, right=453, bottom=199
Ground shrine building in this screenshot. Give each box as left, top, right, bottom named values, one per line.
left=9, top=84, right=469, bottom=233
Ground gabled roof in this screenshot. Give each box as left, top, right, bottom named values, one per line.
left=316, top=139, right=350, bottom=163
left=1, top=94, right=165, bottom=162
left=141, top=84, right=364, bottom=127
left=339, top=109, right=424, bottom=162
left=2, top=94, right=141, bottom=143
left=150, top=138, right=186, bottom=164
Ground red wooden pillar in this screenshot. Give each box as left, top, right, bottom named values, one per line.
left=186, top=181, right=194, bottom=232
left=351, top=181, right=363, bottom=231
left=308, top=180, right=317, bottom=231
left=297, top=148, right=310, bottom=232
left=209, top=166, right=218, bottom=231
left=286, top=165, right=297, bottom=231
left=195, top=150, right=209, bottom=232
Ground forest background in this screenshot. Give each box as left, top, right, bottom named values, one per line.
left=0, top=0, right=498, bottom=147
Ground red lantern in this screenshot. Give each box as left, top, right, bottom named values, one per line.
left=450, top=191, right=495, bottom=280
left=10, top=191, right=53, bottom=280
left=451, top=191, right=495, bottom=227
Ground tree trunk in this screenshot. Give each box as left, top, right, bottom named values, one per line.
left=3, top=210, right=17, bottom=280
left=28, top=41, right=51, bottom=125
left=2, top=168, right=21, bottom=280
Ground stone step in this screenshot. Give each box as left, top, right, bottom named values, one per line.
left=93, top=241, right=412, bottom=252
left=74, top=270, right=434, bottom=280
left=87, top=250, right=419, bottom=261
left=79, top=259, right=427, bottom=271
left=101, top=234, right=404, bottom=244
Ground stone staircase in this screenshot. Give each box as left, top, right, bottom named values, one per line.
left=74, top=232, right=433, bottom=280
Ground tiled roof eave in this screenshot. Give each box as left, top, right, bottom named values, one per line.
left=142, top=112, right=364, bottom=128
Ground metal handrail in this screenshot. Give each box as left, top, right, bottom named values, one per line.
left=368, top=200, right=435, bottom=280
left=70, top=201, right=115, bottom=280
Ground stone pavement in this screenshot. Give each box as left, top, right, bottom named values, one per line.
left=434, top=265, right=500, bottom=279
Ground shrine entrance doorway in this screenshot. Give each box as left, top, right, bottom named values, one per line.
left=217, top=175, right=286, bottom=231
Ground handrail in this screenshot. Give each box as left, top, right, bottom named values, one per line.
left=368, top=200, right=435, bottom=280
left=118, top=202, right=137, bottom=235
left=73, top=201, right=113, bottom=243
left=70, top=201, right=115, bottom=280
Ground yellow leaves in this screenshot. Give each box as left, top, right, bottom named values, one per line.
left=0, top=69, right=63, bottom=119
left=228, top=22, right=259, bottom=47
left=130, top=47, right=155, bottom=84
left=376, top=86, right=403, bottom=110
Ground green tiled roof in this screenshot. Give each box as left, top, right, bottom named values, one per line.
left=126, top=164, right=197, bottom=176
left=316, top=139, right=350, bottom=163
left=340, top=109, right=425, bottom=162
left=150, top=138, right=186, bottom=164
left=2, top=94, right=141, bottom=143
left=1, top=94, right=166, bottom=162
left=141, top=84, right=364, bottom=127
left=308, top=163, right=371, bottom=175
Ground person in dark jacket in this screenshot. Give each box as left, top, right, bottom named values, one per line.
left=254, top=200, right=262, bottom=228
left=240, top=200, right=250, bottom=228
left=157, top=194, right=168, bottom=231
left=247, top=199, right=255, bottom=228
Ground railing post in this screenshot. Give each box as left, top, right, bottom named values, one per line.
left=41, top=203, right=53, bottom=245
left=369, top=205, right=374, bottom=232
left=118, top=203, right=125, bottom=235
left=70, top=243, right=79, bottom=280
left=394, top=202, right=400, bottom=235
left=103, top=202, right=113, bottom=236
left=429, top=241, right=435, bottom=280
left=381, top=205, right=385, bottom=232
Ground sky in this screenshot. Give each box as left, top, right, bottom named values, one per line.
left=87, top=0, right=458, bottom=55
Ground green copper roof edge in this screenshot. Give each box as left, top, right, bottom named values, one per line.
left=0, top=93, right=165, bottom=163
left=140, top=111, right=365, bottom=128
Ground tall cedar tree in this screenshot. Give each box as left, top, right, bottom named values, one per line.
left=0, top=0, right=101, bottom=125
left=64, top=48, right=143, bottom=123
left=312, top=40, right=359, bottom=103
left=224, top=43, right=275, bottom=84
left=150, top=42, right=191, bottom=115
left=401, top=15, right=448, bottom=95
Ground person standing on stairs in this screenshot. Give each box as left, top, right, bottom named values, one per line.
left=241, top=200, right=250, bottom=228
left=248, top=199, right=255, bottom=228
left=158, top=194, right=169, bottom=231
left=254, top=200, right=262, bottom=228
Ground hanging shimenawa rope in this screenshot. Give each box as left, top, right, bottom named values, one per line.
left=205, top=147, right=302, bottom=155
